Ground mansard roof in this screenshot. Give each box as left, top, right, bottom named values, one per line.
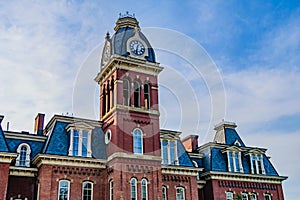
left=0, top=115, right=9, bottom=152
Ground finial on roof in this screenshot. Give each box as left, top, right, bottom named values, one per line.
left=106, top=32, right=110, bottom=40
left=119, top=11, right=136, bottom=19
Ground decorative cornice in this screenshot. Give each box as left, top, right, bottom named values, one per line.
left=9, top=166, right=38, bottom=177
left=4, top=132, right=47, bottom=142
left=107, top=152, right=161, bottom=163
left=32, top=154, right=106, bottom=168
left=0, top=152, right=18, bottom=163
left=200, top=171, right=287, bottom=184
left=197, top=142, right=267, bottom=153
left=95, top=55, right=163, bottom=83
left=162, top=165, right=202, bottom=176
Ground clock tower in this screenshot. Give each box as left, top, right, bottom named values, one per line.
left=95, top=13, right=163, bottom=199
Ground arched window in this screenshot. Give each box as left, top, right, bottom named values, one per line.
left=264, top=193, right=272, bottom=200
left=141, top=179, right=148, bottom=200
left=242, top=193, right=248, bottom=200
left=226, top=191, right=233, bottom=200
left=102, top=85, right=106, bottom=116
left=130, top=178, right=137, bottom=200
left=133, top=128, right=143, bottom=154
left=107, top=81, right=110, bottom=112
left=250, top=193, right=257, bottom=200
left=109, top=180, right=113, bottom=200
left=58, top=180, right=70, bottom=200
left=162, top=186, right=167, bottom=200
left=123, top=79, right=130, bottom=106
left=176, top=187, right=185, bottom=200
left=16, top=143, right=31, bottom=167
left=144, top=82, right=150, bottom=109
left=133, top=80, right=140, bottom=107
left=82, top=182, right=93, bottom=200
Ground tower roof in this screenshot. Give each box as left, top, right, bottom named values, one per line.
left=100, top=12, right=156, bottom=68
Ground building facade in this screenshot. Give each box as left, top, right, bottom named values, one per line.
left=0, top=14, right=286, bottom=200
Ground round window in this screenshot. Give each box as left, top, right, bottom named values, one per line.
left=105, top=129, right=112, bottom=144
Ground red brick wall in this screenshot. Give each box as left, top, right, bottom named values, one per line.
left=201, top=179, right=285, bottom=200
left=162, top=174, right=198, bottom=200
left=107, top=157, right=162, bottom=200
left=7, top=176, right=36, bottom=200
left=38, top=164, right=106, bottom=200
left=0, top=163, right=10, bottom=200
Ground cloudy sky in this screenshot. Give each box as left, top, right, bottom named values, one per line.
left=0, top=0, right=299, bottom=198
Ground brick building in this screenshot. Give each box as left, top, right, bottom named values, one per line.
left=0, top=14, right=286, bottom=200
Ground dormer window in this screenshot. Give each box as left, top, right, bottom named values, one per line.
left=16, top=143, right=31, bottom=167
left=66, top=122, right=93, bottom=157
left=250, top=153, right=265, bottom=174
left=161, top=139, right=178, bottom=165
left=222, top=148, right=243, bottom=173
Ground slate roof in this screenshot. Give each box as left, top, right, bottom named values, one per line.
left=194, top=121, right=280, bottom=177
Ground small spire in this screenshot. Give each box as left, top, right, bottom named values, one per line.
left=106, top=32, right=110, bottom=40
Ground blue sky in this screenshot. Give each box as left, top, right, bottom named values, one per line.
left=0, top=0, right=299, bottom=199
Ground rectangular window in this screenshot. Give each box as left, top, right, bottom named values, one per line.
left=235, top=152, right=240, bottom=172
left=162, top=140, right=168, bottom=164
left=58, top=181, right=69, bottom=200
left=257, top=155, right=263, bottom=174
left=82, top=131, right=88, bottom=157
left=250, top=193, right=257, bottom=200
left=264, top=194, right=272, bottom=200
left=73, top=130, right=79, bottom=156
left=82, top=182, right=93, bottom=200
left=109, top=180, right=113, bottom=200
left=229, top=152, right=234, bottom=172
left=162, top=187, right=167, bottom=200
left=176, top=187, right=185, bottom=200
left=170, top=141, right=176, bottom=164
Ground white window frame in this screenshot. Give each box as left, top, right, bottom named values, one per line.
left=109, top=180, right=113, bottom=200
left=82, top=181, right=93, bottom=200
left=58, top=180, right=70, bottom=200
left=226, top=150, right=243, bottom=173
left=68, top=128, right=92, bottom=157
left=241, top=192, right=248, bottom=200
left=226, top=191, right=234, bottom=200
left=250, top=193, right=257, bottom=200
left=162, top=186, right=167, bottom=200
left=130, top=178, right=137, bottom=200
left=250, top=153, right=265, bottom=174
left=161, top=139, right=178, bottom=165
left=141, top=178, right=148, bottom=200
left=176, top=187, right=185, bottom=200
left=133, top=128, right=143, bottom=154
left=264, top=193, right=272, bottom=200
left=16, top=143, right=31, bottom=167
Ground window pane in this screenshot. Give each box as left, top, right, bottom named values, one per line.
left=123, top=79, right=130, bottom=106
left=176, top=187, right=185, bottom=200
left=251, top=155, right=256, bottom=174
left=82, top=131, right=88, bottom=157
left=58, top=181, right=69, bottom=200
left=242, top=193, right=248, bottom=200
left=73, top=130, right=79, bottom=156
left=229, top=152, right=234, bottom=172
left=144, top=83, right=150, bottom=109
left=162, top=187, right=167, bottom=200
left=20, top=146, right=27, bottom=166
left=82, top=182, right=92, bottom=200
left=170, top=141, right=176, bottom=164
left=235, top=153, right=240, bottom=172
left=131, top=179, right=137, bottom=200
left=134, top=81, right=140, bottom=107
left=226, top=192, right=233, bottom=200
left=162, top=140, right=168, bottom=164
left=133, top=129, right=142, bottom=154
left=141, top=179, right=147, bottom=200
left=257, top=155, right=262, bottom=174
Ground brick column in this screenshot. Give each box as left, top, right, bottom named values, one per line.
left=38, top=165, right=53, bottom=199
left=0, top=162, right=10, bottom=199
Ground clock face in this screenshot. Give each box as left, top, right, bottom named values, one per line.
left=130, top=40, right=145, bottom=56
